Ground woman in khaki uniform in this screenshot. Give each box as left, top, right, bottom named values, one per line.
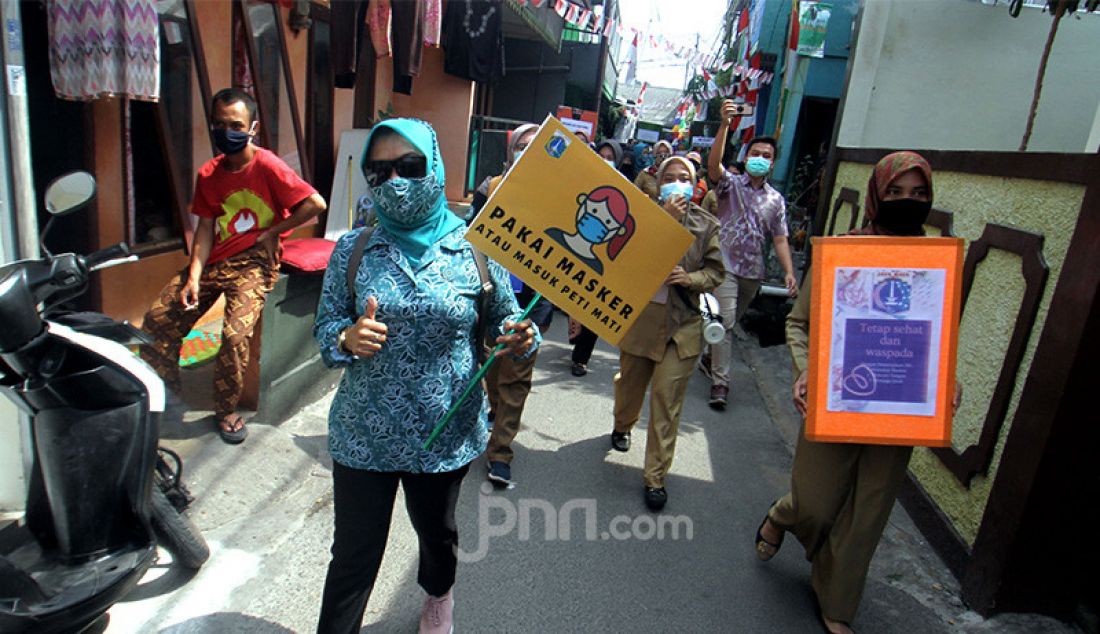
left=611, top=156, right=724, bottom=511
left=632, top=140, right=673, bottom=201
left=755, top=152, right=962, bottom=634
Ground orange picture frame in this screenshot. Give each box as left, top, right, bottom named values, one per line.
left=806, top=236, right=964, bottom=447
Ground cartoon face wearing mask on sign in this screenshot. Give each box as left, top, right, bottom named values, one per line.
left=546, top=186, right=635, bottom=276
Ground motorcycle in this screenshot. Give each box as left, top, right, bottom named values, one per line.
left=0, top=171, right=208, bottom=633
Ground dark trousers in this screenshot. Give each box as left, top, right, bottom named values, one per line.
left=316, top=463, right=469, bottom=634
left=571, top=326, right=598, bottom=365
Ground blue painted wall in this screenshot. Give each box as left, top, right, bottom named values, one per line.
left=769, top=0, right=858, bottom=193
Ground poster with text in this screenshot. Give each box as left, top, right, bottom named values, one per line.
left=797, top=1, right=832, bottom=59
left=806, top=237, right=963, bottom=447
left=827, top=268, right=945, bottom=416
left=465, top=116, right=694, bottom=346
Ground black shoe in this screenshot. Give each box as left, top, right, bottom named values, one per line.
left=487, top=460, right=512, bottom=486
left=644, top=486, right=668, bottom=511
left=571, top=362, right=588, bottom=377
left=610, top=431, right=631, bottom=452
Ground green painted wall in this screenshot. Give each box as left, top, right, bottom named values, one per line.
left=830, top=161, right=1085, bottom=545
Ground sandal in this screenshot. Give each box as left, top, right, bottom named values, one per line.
left=217, top=413, right=248, bottom=445
left=755, top=513, right=783, bottom=561
left=815, top=601, right=855, bottom=633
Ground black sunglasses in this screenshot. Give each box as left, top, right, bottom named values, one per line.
left=362, top=154, right=428, bottom=186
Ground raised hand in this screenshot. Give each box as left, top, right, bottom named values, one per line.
left=344, top=296, right=388, bottom=358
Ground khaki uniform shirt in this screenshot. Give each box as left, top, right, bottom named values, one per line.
left=786, top=275, right=812, bottom=374
left=633, top=169, right=660, bottom=201
left=701, top=189, right=719, bottom=216
left=618, top=204, right=725, bottom=362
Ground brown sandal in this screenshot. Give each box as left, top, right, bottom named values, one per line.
left=217, top=413, right=248, bottom=445
left=755, top=514, right=783, bottom=561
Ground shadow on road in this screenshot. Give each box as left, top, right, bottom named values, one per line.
left=158, top=612, right=296, bottom=633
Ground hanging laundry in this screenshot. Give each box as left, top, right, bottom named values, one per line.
left=233, top=18, right=254, bottom=96
left=390, top=0, right=424, bottom=95
left=331, top=0, right=368, bottom=88
left=424, top=0, right=442, bottom=47
left=367, top=0, right=392, bottom=60
left=47, top=0, right=160, bottom=101
left=441, top=0, right=503, bottom=83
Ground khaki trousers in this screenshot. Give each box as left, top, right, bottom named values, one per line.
left=710, top=273, right=762, bottom=387
left=613, top=343, right=697, bottom=488
left=485, top=350, right=538, bottom=464
left=768, top=429, right=913, bottom=624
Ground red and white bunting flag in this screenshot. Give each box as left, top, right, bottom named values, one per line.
left=579, top=9, right=592, bottom=29
left=566, top=4, right=580, bottom=23
left=517, top=0, right=527, bottom=5
left=554, top=0, right=566, bottom=17
left=638, top=81, right=648, bottom=104
left=604, top=17, right=615, bottom=37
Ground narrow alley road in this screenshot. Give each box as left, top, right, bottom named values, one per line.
left=104, top=318, right=1073, bottom=633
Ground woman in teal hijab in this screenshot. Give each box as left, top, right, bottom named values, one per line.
left=314, top=118, right=540, bottom=634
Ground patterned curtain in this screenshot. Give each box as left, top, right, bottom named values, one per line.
left=47, top=0, right=160, bottom=102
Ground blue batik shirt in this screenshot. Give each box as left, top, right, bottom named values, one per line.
left=314, top=224, right=540, bottom=473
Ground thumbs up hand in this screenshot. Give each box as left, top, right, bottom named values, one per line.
left=342, top=296, right=388, bottom=358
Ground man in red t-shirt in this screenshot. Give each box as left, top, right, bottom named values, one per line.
left=141, top=88, right=326, bottom=444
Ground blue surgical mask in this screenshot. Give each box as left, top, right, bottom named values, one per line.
left=659, top=181, right=694, bottom=202
left=213, top=127, right=253, bottom=155
left=369, top=175, right=444, bottom=228
left=745, top=156, right=772, bottom=177
left=577, top=212, right=611, bottom=243
left=512, top=147, right=526, bottom=164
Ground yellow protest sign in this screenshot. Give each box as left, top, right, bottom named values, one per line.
left=465, top=116, right=693, bottom=345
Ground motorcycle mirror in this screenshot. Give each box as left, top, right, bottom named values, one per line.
left=44, top=171, right=96, bottom=216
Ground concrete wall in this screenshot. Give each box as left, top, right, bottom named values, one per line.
left=838, top=0, right=1100, bottom=152
left=827, top=161, right=1085, bottom=545
left=0, top=191, right=26, bottom=519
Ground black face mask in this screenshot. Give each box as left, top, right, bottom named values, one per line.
left=875, top=198, right=932, bottom=235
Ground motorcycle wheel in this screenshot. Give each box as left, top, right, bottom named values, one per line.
left=150, top=486, right=210, bottom=569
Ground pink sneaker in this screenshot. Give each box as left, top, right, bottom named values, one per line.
left=418, top=588, right=454, bottom=634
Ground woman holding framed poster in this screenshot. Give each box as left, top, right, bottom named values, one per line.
left=754, top=152, right=963, bottom=634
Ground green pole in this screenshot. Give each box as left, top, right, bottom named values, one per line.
left=423, top=293, right=543, bottom=449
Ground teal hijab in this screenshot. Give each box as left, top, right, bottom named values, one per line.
left=361, top=118, right=463, bottom=265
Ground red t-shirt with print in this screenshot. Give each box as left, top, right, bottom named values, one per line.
left=190, top=147, right=317, bottom=265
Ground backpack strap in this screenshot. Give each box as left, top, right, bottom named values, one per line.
left=346, top=226, right=375, bottom=307
left=471, top=247, right=494, bottom=361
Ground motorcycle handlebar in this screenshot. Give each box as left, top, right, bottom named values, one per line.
left=84, top=243, right=131, bottom=271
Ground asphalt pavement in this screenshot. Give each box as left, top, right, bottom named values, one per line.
left=104, top=316, right=1077, bottom=633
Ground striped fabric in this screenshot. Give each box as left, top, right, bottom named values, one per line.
left=47, top=0, right=160, bottom=102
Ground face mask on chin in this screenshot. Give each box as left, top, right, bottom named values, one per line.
left=874, top=198, right=932, bottom=235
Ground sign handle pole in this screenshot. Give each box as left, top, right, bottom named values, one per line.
left=423, top=293, right=543, bottom=450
